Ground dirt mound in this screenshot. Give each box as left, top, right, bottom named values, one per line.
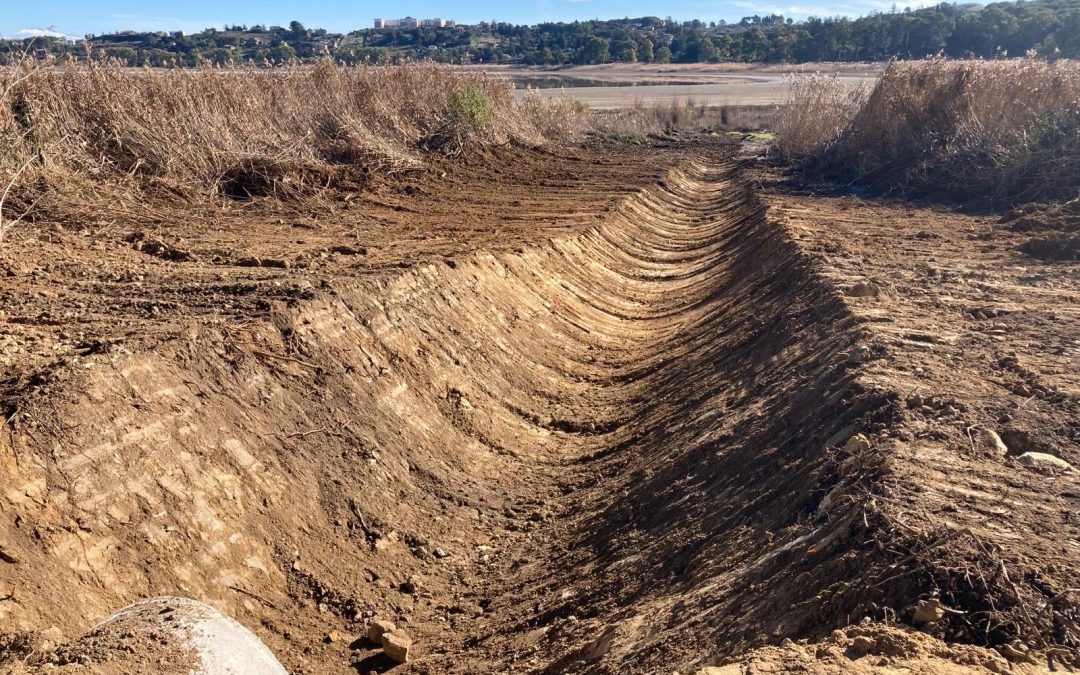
left=1001, top=202, right=1080, bottom=260
left=0, top=141, right=1077, bottom=673
left=1019, top=233, right=1080, bottom=261
left=1001, top=201, right=1080, bottom=233
left=705, top=622, right=1057, bottom=674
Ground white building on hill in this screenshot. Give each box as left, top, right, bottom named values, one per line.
left=374, top=17, right=455, bottom=28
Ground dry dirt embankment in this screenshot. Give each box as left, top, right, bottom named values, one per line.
left=0, top=145, right=1076, bottom=673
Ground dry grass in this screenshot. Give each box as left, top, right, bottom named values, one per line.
left=773, top=74, right=872, bottom=161
left=581, top=97, right=771, bottom=141
left=775, top=59, right=1080, bottom=204
left=0, top=59, right=760, bottom=235
left=0, top=59, right=556, bottom=230
left=520, top=90, right=593, bottom=141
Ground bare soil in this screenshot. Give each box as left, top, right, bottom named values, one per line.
left=0, top=138, right=1077, bottom=674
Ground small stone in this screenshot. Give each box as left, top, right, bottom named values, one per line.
left=843, top=434, right=871, bottom=452
left=1016, top=452, right=1073, bottom=471
left=400, top=575, right=422, bottom=594
left=381, top=631, right=412, bottom=664
left=849, top=635, right=874, bottom=656
left=325, top=630, right=342, bottom=643
left=367, top=618, right=396, bottom=644
left=911, top=598, right=945, bottom=625
left=0, top=546, right=19, bottom=564
left=847, top=281, right=880, bottom=298
left=977, top=429, right=1009, bottom=457
left=846, top=344, right=872, bottom=364
left=433, top=548, right=450, bottom=559
left=40, top=626, right=63, bottom=648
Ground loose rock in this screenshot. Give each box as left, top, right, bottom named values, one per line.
left=381, top=631, right=412, bottom=663
left=977, top=429, right=1009, bottom=457
left=850, top=635, right=875, bottom=656
left=911, top=598, right=945, bottom=625
left=847, top=281, right=880, bottom=298
left=366, top=618, right=396, bottom=644
left=39, top=626, right=64, bottom=649
left=0, top=545, right=19, bottom=564
left=1016, top=452, right=1073, bottom=471
left=843, top=434, right=871, bottom=452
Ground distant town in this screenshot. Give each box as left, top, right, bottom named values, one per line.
left=1, top=1, right=1077, bottom=67
left=373, top=17, right=457, bottom=29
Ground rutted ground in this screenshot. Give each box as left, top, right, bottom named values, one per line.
left=0, top=142, right=1076, bottom=674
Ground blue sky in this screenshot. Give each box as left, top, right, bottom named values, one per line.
left=2, top=0, right=924, bottom=38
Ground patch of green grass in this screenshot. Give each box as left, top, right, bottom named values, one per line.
left=606, top=133, right=647, bottom=146
left=725, top=130, right=776, bottom=141
left=445, top=84, right=493, bottom=131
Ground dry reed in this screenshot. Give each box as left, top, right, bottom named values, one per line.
left=775, top=59, right=1080, bottom=204
left=0, top=59, right=758, bottom=233
left=0, top=59, right=554, bottom=226
left=773, top=73, right=871, bottom=161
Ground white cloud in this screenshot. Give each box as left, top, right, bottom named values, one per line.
left=3, top=28, right=82, bottom=42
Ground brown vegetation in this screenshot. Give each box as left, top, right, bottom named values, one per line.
left=0, top=60, right=755, bottom=235
left=775, top=59, right=1080, bottom=204
left=0, top=60, right=567, bottom=230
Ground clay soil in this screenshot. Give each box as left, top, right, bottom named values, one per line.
left=0, top=137, right=1077, bottom=673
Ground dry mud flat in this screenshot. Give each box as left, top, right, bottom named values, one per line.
left=0, top=140, right=1077, bottom=673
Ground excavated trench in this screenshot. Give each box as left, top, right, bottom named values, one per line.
left=3, top=158, right=916, bottom=672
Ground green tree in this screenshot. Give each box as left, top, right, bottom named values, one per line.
left=269, top=43, right=296, bottom=62
left=637, top=37, right=654, bottom=62
left=207, top=48, right=232, bottom=65
left=611, top=37, right=638, bottom=61
left=106, top=46, right=137, bottom=64
left=576, top=36, right=609, bottom=64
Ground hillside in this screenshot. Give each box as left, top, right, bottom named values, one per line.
left=2, top=0, right=1079, bottom=66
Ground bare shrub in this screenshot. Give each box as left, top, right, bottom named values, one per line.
left=776, top=59, right=1080, bottom=204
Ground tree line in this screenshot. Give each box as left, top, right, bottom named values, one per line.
left=2, top=0, right=1078, bottom=67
